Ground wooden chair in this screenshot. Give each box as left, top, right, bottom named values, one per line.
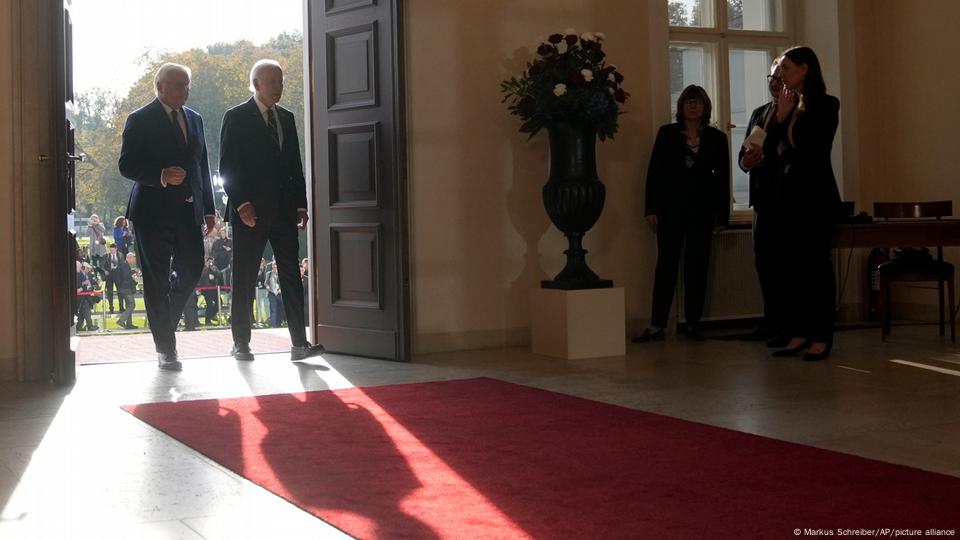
left=874, top=201, right=955, bottom=342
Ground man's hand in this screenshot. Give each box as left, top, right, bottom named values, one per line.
left=238, top=203, right=257, bottom=228
left=741, top=145, right=764, bottom=170
left=161, top=166, right=186, bottom=186
left=297, top=210, right=309, bottom=230
left=204, top=215, right=216, bottom=236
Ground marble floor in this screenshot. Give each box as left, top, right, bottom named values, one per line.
left=1, top=325, right=959, bottom=539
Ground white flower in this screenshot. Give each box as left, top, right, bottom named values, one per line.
left=608, top=63, right=618, bottom=70
left=595, top=32, right=606, bottom=41
left=562, top=28, right=577, bottom=36
left=553, top=83, right=568, bottom=96
left=581, top=69, right=594, bottom=82
left=608, top=73, right=616, bottom=82
left=581, top=32, right=596, bottom=42
left=607, top=87, right=615, bottom=94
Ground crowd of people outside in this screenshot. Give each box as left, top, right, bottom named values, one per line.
left=75, top=211, right=308, bottom=334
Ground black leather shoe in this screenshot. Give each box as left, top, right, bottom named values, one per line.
left=632, top=328, right=665, bottom=343
left=765, top=335, right=790, bottom=348
left=158, top=352, right=182, bottom=371
left=771, top=339, right=812, bottom=357
left=124, top=324, right=139, bottom=329
left=291, top=343, right=325, bottom=361
left=803, top=343, right=832, bottom=362
left=685, top=327, right=707, bottom=342
left=231, top=343, right=254, bottom=362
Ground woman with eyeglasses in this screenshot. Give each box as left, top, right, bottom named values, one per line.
left=764, top=46, right=841, bottom=361
left=634, top=85, right=730, bottom=343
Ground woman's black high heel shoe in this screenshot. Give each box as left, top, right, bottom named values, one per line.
left=803, top=343, right=832, bottom=362
left=771, top=339, right=812, bottom=357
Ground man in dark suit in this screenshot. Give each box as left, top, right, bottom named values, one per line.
left=102, top=243, right=123, bottom=313
left=220, top=59, right=323, bottom=362
left=114, top=252, right=139, bottom=330
left=118, top=62, right=216, bottom=371
left=738, top=60, right=787, bottom=347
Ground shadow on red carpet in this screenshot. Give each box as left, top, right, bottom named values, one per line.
left=122, top=378, right=960, bottom=539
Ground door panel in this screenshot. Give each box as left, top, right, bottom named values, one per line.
left=308, top=0, right=407, bottom=360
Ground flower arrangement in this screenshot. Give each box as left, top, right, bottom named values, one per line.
left=501, top=29, right=628, bottom=141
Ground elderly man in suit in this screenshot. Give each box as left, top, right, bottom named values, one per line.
left=118, top=62, right=216, bottom=371
left=220, top=59, right=323, bottom=362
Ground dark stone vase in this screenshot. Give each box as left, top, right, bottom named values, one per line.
left=541, top=124, right=612, bottom=290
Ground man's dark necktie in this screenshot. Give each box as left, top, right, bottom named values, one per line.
left=267, top=108, right=280, bottom=148
left=170, top=109, right=187, bottom=147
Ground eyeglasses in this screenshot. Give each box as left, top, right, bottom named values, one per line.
left=766, top=75, right=783, bottom=83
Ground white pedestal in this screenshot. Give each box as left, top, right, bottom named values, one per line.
left=531, top=287, right=626, bottom=360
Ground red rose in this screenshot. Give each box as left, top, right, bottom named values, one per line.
left=564, top=34, right=578, bottom=46
left=614, top=71, right=624, bottom=84
left=548, top=34, right=563, bottom=44
left=614, top=88, right=627, bottom=103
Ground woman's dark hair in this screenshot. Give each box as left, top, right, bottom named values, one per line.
left=781, top=46, right=827, bottom=98
left=674, top=84, right=712, bottom=127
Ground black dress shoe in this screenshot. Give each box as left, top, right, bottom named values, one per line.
left=124, top=323, right=139, bottom=329
left=765, top=335, right=790, bottom=348
left=685, top=327, right=707, bottom=342
left=632, top=328, right=665, bottom=343
left=803, top=344, right=832, bottom=362
left=291, top=343, right=325, bottom=361
left=771, top=339, right=812, bottom=357
left=158, top=352, right=182, bottom=371
left=231, top=343, right=254, bottom=362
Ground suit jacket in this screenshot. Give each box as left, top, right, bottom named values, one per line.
left=762, top=93, right=841, bottom=224
left=219, top=97, right=308, bottom=225
left=738, top=101, right=776, bottom=210
left=118, top=98, right=215, bottom=227
left=115, top=262, right=136, bottom=294
left=645, top=123, right=731, bottom=226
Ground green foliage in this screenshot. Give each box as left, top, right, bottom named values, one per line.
left=75, top=32, right=305, bottom=219
left=500, top=30, right=628, bottom=141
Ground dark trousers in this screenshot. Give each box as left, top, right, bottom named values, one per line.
left=133, top=205, right=204, bottom=354
left=76, top=298, right=94, bottom=330
left=779, top=219, right=836, bottom=343
left=650, top=218, right=713, bottom=328
left=202, top=290, right=219, bottom=323
left=754, top=209, right=786, bottom=336
left=117, top=291, right=135, bottom=327
left=268, top=292, right=285, bottom=328
left=105, top=277, right=125, bottom=312
left=183, top=291, right=200, bottom=330
left=231, top=213, right=306, bottom=347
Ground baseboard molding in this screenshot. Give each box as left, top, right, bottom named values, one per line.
left=415, top=327, right=530, bottom=354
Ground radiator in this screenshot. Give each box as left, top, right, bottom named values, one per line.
left=678, top=228, right=764, bottom=322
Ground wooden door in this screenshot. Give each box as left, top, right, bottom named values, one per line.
left=307, top=0, right=409, bottom=360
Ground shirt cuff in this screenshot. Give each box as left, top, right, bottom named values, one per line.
left=297, top=208, right=307, bottom=212
left=160, top=176, right=167, bottom=188
left=236, top=202, right=252, bottom=211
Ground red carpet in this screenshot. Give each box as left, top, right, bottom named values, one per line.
left=122, top=378, right=960, bottom=539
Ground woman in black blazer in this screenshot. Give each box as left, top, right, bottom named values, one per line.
left=635, top=85, right=730, bottom=342
left=765, top=46, right=841, bottom=361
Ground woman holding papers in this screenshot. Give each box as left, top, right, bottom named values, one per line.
left=764, top=46, right=841, bottom=361
left=635, top=85, right=730, bottom=343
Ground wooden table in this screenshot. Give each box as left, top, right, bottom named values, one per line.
left=834, top=219, right=960, bottom=248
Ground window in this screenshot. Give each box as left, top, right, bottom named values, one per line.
left=668, top=0, right=792, bottom=219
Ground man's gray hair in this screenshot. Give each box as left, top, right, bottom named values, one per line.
left=154, top=62, right=192, bottom=96
left=249, top=59, right=282, bottom=93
